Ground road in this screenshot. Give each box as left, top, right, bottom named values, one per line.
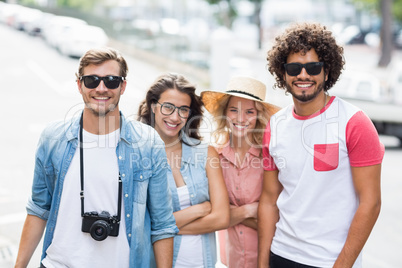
left=1, top=23, right=401, bottom=268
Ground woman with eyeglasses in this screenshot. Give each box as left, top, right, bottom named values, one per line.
left=200, top=76, right=280, bottom=268
left=137, top=73, right=230, bottom=268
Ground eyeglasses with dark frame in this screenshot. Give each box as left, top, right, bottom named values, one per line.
left=157, top=101, right=191, bottom=119
left=283, top=62, right=324, bottom=76
left=79, top=75, right=125, bottom=89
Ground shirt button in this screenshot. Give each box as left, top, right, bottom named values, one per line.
left=190, top=194, right=194, bottom=198
left=128, top=233, right=131, bottom=237
left=127, top=214, right=130, bottom=218
left=236, top=187, right=239, bottom=190
left=122, top=174, right=126, bottom=177
left=140, top=175, right=143, bottom=180
left=119, top=156, right=122, bottom=160
left=125, top=194, right=128, bottom=198
left=240, top=231, right=243, bottom=235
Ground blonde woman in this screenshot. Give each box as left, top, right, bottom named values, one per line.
left=138, top=73, right=230, bottom=268
left=201, top=76, right=279, bottom=268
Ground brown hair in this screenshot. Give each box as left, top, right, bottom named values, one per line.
left=76, top=47, right=128, bottom=78
left=137, top=73, right=204, bottom=143
left=267, top=22, right=345, bottom=91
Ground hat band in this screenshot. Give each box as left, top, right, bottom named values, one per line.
left=225, top=90, right=263, bottom=101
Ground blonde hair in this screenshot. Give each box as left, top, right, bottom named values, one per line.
left=210, top=95, right=273, bottom=148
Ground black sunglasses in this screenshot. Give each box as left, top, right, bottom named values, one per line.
left=284, top=62, right=324, bottom=76
left=157, top=101, right=191, bottom=119
left=79, top=75, right=124, bottom=89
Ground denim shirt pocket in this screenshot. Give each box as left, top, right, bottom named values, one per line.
left=45, top=164, right=59, bottom=192
left=132, top=170, right=151, bottom=204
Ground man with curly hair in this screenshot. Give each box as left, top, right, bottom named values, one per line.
left=258, top=22, right=384, bottom=268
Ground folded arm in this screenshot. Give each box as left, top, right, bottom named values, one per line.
left=178, top=146, right=230, bottom=235
left=173, top=201, right=211, bottom=229
left=229, top=202, right=259, bottom=230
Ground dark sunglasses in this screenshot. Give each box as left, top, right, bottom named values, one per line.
left=79, top=75, right=124, bottom=89
left=157, top=101, right=191, bottom=119
left=284, top=62, right=324, bottom=76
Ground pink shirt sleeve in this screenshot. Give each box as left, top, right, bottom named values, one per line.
left=263, top=121, right=278, bottom=171
left=346, top=111, right=385, bottom=167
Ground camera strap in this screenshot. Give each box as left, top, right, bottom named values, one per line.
left=79, top=113, right=122, bottom=223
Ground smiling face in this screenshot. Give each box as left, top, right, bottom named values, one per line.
left=284, top=49, right=328, bottom=104
left=152, top=88, right=191, bottom=144
left=225, top=96, right=257, bottom=141
left=77, top=60, right=126, bottom=118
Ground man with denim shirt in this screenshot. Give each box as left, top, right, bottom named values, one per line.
left=14, top=47, right=178, bottom=268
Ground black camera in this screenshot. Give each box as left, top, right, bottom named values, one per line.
left=81, top=211, right=120, bottom=241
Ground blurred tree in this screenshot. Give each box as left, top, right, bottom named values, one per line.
left=56, top=0, right=99, bottom=11
left=19, top=0, right=100, bottom=10
left=394, top=0, right=402, bottom=23
left=378, top=0, right=392, bottom=66
left=249, top=0, right=263, bottom=49
left=19, top=0, right=37, bottom=5
left=205, top=0, right=264, bottom=49
left=205, top=0, right=237, bottom=29
left=352, top=0, right=398, bottom=66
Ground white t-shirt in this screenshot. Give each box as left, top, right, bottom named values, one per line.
left=42, top=129, right=130, bottom=268
left=175, top=185, right=204, bottom=268
left=262, top=96, right=384, bottom=268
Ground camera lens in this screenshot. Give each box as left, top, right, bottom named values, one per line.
left=90, top=220, right=111, bottom=241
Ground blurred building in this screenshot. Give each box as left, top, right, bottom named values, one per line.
left=261, top=0, right=356, bottom=26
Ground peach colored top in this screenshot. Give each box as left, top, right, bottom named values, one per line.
left=217, top=144, right=264, bottom=268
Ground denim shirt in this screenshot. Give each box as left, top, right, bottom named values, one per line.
left=169, top=133, right=217, bottom=268
left=26, top=114, right=178, bottom=268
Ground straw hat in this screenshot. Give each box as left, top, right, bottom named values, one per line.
left=201, top=76, right=280, bottom=115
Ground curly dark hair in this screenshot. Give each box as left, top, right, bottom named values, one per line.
left=267, top=22, right=345, bottom=91
left=137, top=73, right=204, bottom=144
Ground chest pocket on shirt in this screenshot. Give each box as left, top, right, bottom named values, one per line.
left=132, top=170, right=151, bottom=204
left=313, top=143, right=339, bottom=171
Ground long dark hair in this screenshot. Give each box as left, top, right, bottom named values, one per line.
left=137, top=73, right=204, bottom=144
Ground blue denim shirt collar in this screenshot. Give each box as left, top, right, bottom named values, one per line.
left=181, top=131, right=206, bottom=165
left=65, top=112, right=135, bottom=145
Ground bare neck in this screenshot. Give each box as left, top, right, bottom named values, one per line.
left=293, top=92, right=328, bottom=117
left=161, top=133, right=182, bottom=155
left=82, top=109, right=121, bottom=135
left=231, top=134, right=252, bottom=155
